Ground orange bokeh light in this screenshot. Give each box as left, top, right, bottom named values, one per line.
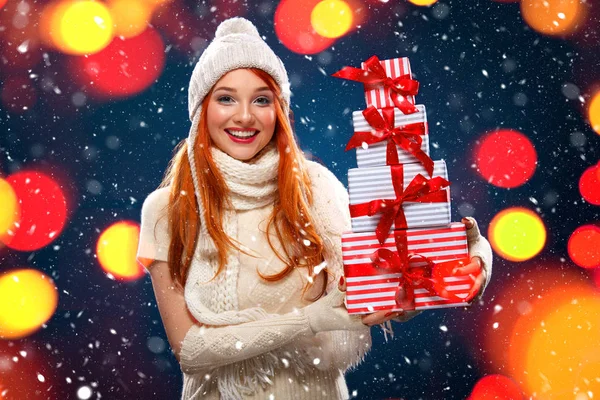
left=589, top=91, right=600, bottom=135
left=474, top=129, right=537, bottom=189
left=520, top=0, right=585, bottom=36
left=507, top=283, right=600, bottom=398
left=96, top=221, right=144, bottom=280
left=0, top=178, right=19, bottom=237
left=483, top=266, right=590, bottom=378
left=568, top=225, right=600, bottom=269
left=524, top=290, right=600, bottom=398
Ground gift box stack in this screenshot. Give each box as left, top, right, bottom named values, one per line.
left=332, top=56, right=475, bottom=315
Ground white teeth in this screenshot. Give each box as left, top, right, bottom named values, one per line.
left=226, top=130, right=257, bottom=138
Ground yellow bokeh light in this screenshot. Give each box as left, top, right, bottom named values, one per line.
left=521, top=0, right=584, bottom=36
left=0, top=269, right=58, bottom=340
left=97, top=221, right=144, bottom=280
left=588, top=91, right=600, bottom=135
left=489, top=207, right=546, bottom=262
left=311, top=0, right=354, bottom=39
left=48, top=0, right=114, bottom=55
left=108, top=0, right=152, bottom=38
left=408, top=0, right=438, bottom=6
left=0, top=178, right=19, bottom=237
left=524, top=292, right=600, bottom=398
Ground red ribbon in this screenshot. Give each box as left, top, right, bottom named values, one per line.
left=369, top=246, right=435, bottom=311
left=346, top=106, right=433, bottom=176
left=349, top=165, right=450, bottom=245
left=370, top=234, right=471, bottom=310
left=332, top=56, right=419, bottom=114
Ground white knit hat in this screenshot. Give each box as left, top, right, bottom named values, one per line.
left=185, top=17, right=291, bottom=206
left=187, top=17, right=291, bottom=124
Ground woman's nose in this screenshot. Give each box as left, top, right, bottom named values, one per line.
left=233, top=103, right=255, bottom=125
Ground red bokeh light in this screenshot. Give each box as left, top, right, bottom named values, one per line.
left=274, top=0, right=336, bottom=54
left=69, top=28, right=165, bottom=99
left=1, top=171, right=68, bottom=251
left=474, top=129, right=537, bottom=188
left=579, top=163, right=600, bottom=205
left=568, top=224, right=600, bottom=269
left=468, top=374, right=524, bottom=400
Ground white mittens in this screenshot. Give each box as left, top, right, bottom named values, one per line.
left=304, top=286, right=367, bottom=333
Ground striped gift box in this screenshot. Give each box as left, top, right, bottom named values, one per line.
left=352, top=105, right=429, bottom=168
left=348, top=161, right=451, bottom=233
left=342, top=223, right=471, bottom=314
left=361, top=57, right=415, bottom=109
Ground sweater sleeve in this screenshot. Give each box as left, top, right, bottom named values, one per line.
left=465, top=217, right=493, bottom=301
left=136, top=187, right=171, bottom=271
left=178, top=310, right=314, bottom=375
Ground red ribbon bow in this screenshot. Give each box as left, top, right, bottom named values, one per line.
left=369, top=248, right=436, bottom=311
left=332, top=56, right=419, bottom=114
left=349, top=165, right=450, bottom=245
left=370, top=230, right=471, bottom=310
left=346, top=106, right=433, bottom=176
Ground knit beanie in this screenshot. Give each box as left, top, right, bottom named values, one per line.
left=185, top=17, right=291, bottom=205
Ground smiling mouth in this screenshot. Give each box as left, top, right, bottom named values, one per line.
left=225, top=129, right=259, bottom=139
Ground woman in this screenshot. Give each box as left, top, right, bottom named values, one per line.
left=137, top=17, right=493, bottom=400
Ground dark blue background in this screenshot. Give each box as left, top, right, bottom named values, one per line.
left=1, top=0, right=599, bottom=399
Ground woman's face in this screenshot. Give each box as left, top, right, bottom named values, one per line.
left=206, top=69, right=277, bottom=161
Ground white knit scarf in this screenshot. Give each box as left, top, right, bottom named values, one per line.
left=183, top=142, right=370, bottom=398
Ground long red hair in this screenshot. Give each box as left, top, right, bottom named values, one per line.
left=159, top=68, right=327, bottom=299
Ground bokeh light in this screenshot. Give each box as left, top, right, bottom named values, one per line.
left=522, top=290, right=600, bottom=398
left=96, top=221, right=144, bottom=280
left=0, top=178, right=19, bottom=237
left=108, top=0, right=152, bottom=38
left=568, top=225, right=600, bottom=269
left=483, top=266, right=591, bottom=382
left=310, top=0, right=353, bottom=39
left=69, top=28, right=165, bottom=99
left=408, top=0, right=438, bottom=5
left=2, top=171, right=68, bottom=251
left=489, top=207, right=546, bottom=262
left=579, top=163, right=600, bottom=205
left=274, top=0, right=336, bottom=54
left=46, top=0, right=114, bottom=55
left=0, top=0, right=6, bottom=9
left=468, top=374, right=524, bottom=400
left=520, top=0, right=584, bottom=36
left=0, top=269, right=59, bottom=339
left=589, top=91, right=600, bottom=135
left=474, top=129, right=537, bottom=188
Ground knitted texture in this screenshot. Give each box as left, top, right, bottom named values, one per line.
left=178, top=143, right=370, bottom=398
left=184, top=142, right=280, bottom=325
left=187, top=17, right=290, bottom=122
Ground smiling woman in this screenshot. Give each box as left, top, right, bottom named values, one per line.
left=206, top=69, right=277, bottom=161
left=135, top=16, right=492, bottom=400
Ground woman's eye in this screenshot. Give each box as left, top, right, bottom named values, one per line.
left=217, top=95, right=233, bottom=103
left=255, top=96, right=272, bottom=105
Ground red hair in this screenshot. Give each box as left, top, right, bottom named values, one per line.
left=159, top=68, right=327, bottom=299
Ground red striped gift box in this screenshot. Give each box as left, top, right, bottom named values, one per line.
left=362, top=57, right=415, bottom=109
left=352, top=105, right=430, bottom=168
left=342, top=223, right=472, bottom=314
left=348, top=161, right=451, bottom=235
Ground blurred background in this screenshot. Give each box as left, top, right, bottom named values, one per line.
left=1, top=0, right=599, bottom=399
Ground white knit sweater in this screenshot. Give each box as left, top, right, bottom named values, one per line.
left=138, top=156, right=493, bottom=399
left=138, top=159, right=373, bottom=399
